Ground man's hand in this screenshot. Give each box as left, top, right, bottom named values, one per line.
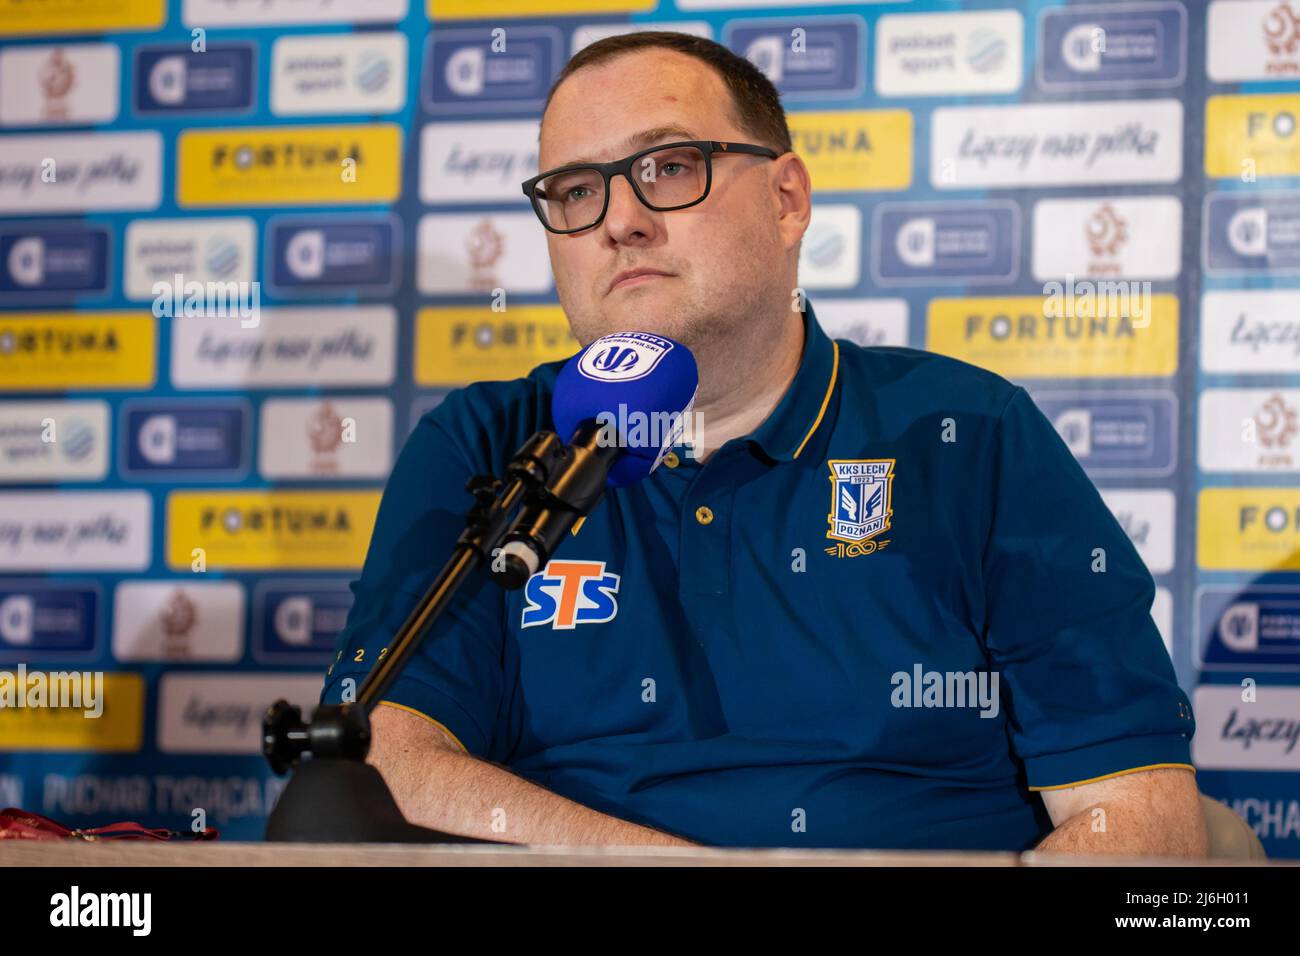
left=1035, top=766, right=1208, bottom=857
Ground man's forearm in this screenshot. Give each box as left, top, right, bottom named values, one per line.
left=1035, top=801, right=1208, bottom=857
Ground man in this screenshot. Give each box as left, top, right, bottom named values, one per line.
left=320, top=33, right=1207, bottom=854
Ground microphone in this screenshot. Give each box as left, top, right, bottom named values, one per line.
left=494, top=331, right=698, bottom=588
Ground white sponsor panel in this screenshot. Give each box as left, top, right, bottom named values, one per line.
left=0, top=44, right=119, bottom=127
left=419, top=120, right=539, bottom=205
left=875, top=10, right=1023, bottom=96
left=1199, top=388, right=1300, bottom=473
left=1200, top=290, right=1300, bottom=374
left=1192, top=685, right=1300, bottom=771
left=157, top=673, right=322, bottom=754
left=124, top=218, right=256, bottom=301
left=814, top=298, right=909, bottom=347
left=271, top=33, right=407, bottom=116
left=0, top=400, right=109, bottom=483
left=0, top=491, right=151, bottom=571
left=416, top=212, right=551, bottom=294
left=798, top=204, right=861, bottom=290
left=171, top=306, right=396, bottom=389
left=1207, top=0, right=1300, bottom=80
left=1032, top=196, right=1183, bottom=280
left=113, top=581, right=244, bottom=662
left=931, top=100, right=1183, bottom=188
left=259, top=397, right=393, bottom=479
left=1100, top=489, right=1175, bottom=575
left=0, top=132, right=162, bottom=214
left=184, top=0, right=408, bottom=26
left=1152, top=586, right=1173, bottom=658
left=572, top=21, right=712, bottom=54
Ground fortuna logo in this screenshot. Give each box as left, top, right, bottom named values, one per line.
left=521, top=560, right=621, bottom=629
left=825, top=458, right=895, bottom=559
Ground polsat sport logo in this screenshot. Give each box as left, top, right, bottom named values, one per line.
left=521, top=560, right=620, bottom=629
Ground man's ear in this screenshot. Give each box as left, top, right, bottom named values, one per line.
left=772, top=153, right=812, bottom=252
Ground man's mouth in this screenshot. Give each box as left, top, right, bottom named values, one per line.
left=608, top=269, right=675, bottom=294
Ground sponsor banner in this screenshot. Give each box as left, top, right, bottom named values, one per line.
left=1199, top=388, right=1300, bottom=473
left=0, top=580, right=99, bottom=658
left=253, top=579, right=354, bottom=663
left=258, top=396, right=393, bottom=479
left=872, top=200, right=1018, bottom=285
left=931, top=99, right=1183, bottom=188
left=1198, top=488, right=1300, bottom=572
left=1208, top=0, right=1300, bottom=80
left=572, top=22, right=713, bottom=54
left=416, top=212, right=550, bottom=295
left=1200, top=290, right=1300, bottom=374
left=124, top=217, right=255, bottom=301
left=157, top=673, right=321, bottom=754
left=121, top=400, right=250, bottom=478
left=875, top=9, right=1023, bottom=97
left=267, top=216, right=399, bottom=296
left=432, top=0, right=653, bottom=15
left=0, top=672, right=143, bottom=753
left=1192, top=685, right=1300, bottom=771
left=165, top=490, right=381, bottom=570
left=177, top=125, right=402, bottom=207
left=0, top=313, right=156, bottom=390
left=113, top=581, right=244, bottom=662
left=170, top=306, right=396, bottom=389
left=272, top=32, right=406, bottom=116
left=424, top=27, right=561, bottom=114
left=133, top=44, right=255, bottom=114
left=184, top=0, right=407, bottom=26
left=678, top=0, right=888, bottom=7
left=1037, top=2, right=1186, bottom=89
left=814, top=298, right=909, bottom=347
left=419, top=120, right=539, bottom=205
left=788, top=110, right=912, bottom=191
left=926, top=295, right=1180, bottom=378
left=415, top=306, right=577, bottom=386
left=0, top=0, right=164, bottom=35
left=0, top=491, right=151, bottom=571
left=1205, top=192, right=1300, bottom=273
left=1197, top=586, right=1300, bottom=671
left=1206, top=95, right=1300, bottom=179
left=1153, top=586, right=1173, bottom=657
left=0, top=132, right=162, bottom=214
left=0, top=223, right=111, bottom=301
left=798, top=203, right=862, bottom=289
left=728, top=15, right=866, bottom=100
left=1099, top=489, right=1176, bottom=575
left=1030, top=390, right=1177, bottom=477
left=0, top=43, right=119, bottom=126
left=0, top=399, right=109, bottom=483
left=1032, top=197, right=1182, bottom=280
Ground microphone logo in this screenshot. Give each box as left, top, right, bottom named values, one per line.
left=577, top=331, right=674, bottom=383
left=592, top=345, right=639, bottom=374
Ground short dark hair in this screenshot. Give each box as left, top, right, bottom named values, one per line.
left=542, top=31, right=793, bottom=156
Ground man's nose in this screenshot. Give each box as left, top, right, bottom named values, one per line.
left=601, top=173, right=657, bottom=243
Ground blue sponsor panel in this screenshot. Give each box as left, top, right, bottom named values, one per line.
left=1204, top=193, right=1300, bottom=274
left=134, top=44, right=256, bottom=114
left=254, top=580, right=355, bottom=663
left=725, top=16, right=866, bottom=99
left=1029, top=391, right=1177, bottom=477
left=1037, top=1, right=1186, bottom=89
left=267, top=217, right=399, bottom=296
left=0, top=225, right=110, bottom=301
left=120, top=401, right=249, bottom=478
left=873, top=201, right=1018, bottom=284
left=424, top=27, right=562, bottom=113
left=1197, top=587, right=1300, bottom=671
left=0, top=581, right=99, bottom=659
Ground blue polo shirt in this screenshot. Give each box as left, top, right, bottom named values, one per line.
left=319, top=299, right=1195, bottom=850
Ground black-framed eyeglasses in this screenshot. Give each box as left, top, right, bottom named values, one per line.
left=521, top=140, right=781, bottom=235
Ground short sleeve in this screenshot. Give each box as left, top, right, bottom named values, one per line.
left=980, top=387, right=1195, bottom=790
left=319, top=414, right=505, bottom=757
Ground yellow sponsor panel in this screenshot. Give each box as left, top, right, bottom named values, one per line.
left=0, top=313, right=156, bottom=390
left=0, top=0, right=164, bottom=35
left=0, top=672, right=143, bottom=753
left=167, top=490, right=382, bottom=570
left=1206, top=95, right=1300, bottom=178
left=789, top=111, right=913, bottom=191
left=1198, top=489, right=1300, bottom=571
left=415, top=306, right=579, bottom=386
left=432, top=0, right=653, bottom=15
left=178, top=125, right=402, bottom=207
left=926, top=294, right=1179, bottom=378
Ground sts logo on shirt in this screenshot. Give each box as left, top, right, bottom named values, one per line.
left=521, top=560, right=621, bottom=630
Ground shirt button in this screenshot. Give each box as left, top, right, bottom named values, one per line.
left=694, top=505, right=714, bottom=526
left=663, top=451, right=680, bottom=468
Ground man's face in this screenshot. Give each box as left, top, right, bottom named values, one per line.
left=537, top=49, right=795, bottom=351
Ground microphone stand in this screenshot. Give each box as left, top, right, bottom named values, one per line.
left=262, top=425, right=612, bottom=843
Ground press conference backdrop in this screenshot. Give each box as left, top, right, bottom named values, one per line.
left=0, top=0, right=1297, bottom=853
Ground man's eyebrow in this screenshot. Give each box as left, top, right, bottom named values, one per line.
left=555, top=125, right=699, bottom=167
